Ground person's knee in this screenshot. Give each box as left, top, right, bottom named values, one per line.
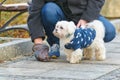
left=42, top=2, right=57, bottom=13
left=104, top=25, right=116, bottom=42
left=41, top=2, right=60, bottom=23
left=98, top=15, right=116, bottom=42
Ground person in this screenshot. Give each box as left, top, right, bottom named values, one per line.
left=27, top=0, right=116, bottom=62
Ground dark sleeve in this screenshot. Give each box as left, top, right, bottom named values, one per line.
left=81, top=0, right=105, bottom=21
left=27, top=0, right=45, bottom=41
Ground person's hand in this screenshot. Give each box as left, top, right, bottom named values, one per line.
left=77, top=19, right=88, bottom=28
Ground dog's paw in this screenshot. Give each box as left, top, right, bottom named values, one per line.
left=66, top=56, right=70, bottom=61
left=95, top=46, right=106, bottom=61
left=96, top=54, right=106, bottom=61
left=69, top=49, right=82, bottom=64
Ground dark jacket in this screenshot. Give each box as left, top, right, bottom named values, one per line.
left=68, top=0, right=105, bottom=22
left=27, top=0, right=105, bottom=41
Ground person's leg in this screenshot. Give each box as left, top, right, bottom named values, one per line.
left=41, top=2, right=66, bottom=46
left=41, top=2, right=66, bottom=57
left=98, top=15, right=116, bottom=42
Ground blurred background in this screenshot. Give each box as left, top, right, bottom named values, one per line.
left=0, top=0, right=120, bottom=38
left=101, top=0, right=120, bottom=19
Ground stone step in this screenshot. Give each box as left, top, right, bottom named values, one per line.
left=0, top=37, right=33, bottom=61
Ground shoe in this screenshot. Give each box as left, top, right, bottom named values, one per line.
left=32, top=44, right=50, bottom=62
left=49, top=44, right=60, bottom=59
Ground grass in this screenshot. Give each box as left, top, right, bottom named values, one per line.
left=0, top=0, right=30, bottom=38
left=0, top=38, right=11, bottom=44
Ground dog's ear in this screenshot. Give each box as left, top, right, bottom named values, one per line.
left=56, top=21, right=60, bottom=25
left=69, top=21, right=75, bottom=26
left=67, top=21, right=76, bottom=34
left=70, top=21, right=76, bottom=28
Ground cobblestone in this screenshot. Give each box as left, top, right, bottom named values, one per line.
left=96, top=68, right=120, bottom=80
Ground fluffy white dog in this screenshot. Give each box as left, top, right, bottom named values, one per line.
left=53, top=20, right=106, bottom=63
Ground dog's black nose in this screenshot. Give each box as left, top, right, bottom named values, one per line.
left=55, top=29, right=58, bottom=32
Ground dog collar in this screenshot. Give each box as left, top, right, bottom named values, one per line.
left=65, top=33, right=72, bottom=38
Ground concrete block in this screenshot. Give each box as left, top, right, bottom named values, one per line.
left=0, top=37, right=33, bottom=61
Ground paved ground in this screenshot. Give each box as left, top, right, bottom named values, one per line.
left=0, top=34, right=120, bottom=80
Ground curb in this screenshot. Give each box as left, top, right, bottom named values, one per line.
left=0, top=37, right=33, bottom=61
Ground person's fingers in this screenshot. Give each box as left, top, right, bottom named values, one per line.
left=77, top=22, right=81, bottom=28
left=77, top=19, right=88, bottom=28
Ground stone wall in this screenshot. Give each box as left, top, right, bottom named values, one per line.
left=101, top=0, right=120, bottom=18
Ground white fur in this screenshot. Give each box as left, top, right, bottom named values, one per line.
left=83, top=20, right=106, bottom=61
left=53, top=20, right=106, bottom=64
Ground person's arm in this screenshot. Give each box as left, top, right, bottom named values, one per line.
left=77, top=0, right=105, bottom=27
left=81, top=0, right=105, bottom=21
left=27, top=0, right=45, bottom=42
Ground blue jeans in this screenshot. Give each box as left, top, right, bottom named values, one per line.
left=41, top=2, right=116, bottom=46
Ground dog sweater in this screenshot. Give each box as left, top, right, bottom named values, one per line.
left=65, top=28, right=96, bottom=50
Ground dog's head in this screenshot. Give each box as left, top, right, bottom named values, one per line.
left=53, top=21, right=76, bottom=38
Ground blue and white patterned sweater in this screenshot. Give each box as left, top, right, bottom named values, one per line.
left=65, top=28, right=96, bottom=50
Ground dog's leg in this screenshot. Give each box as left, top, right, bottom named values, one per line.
left=64, top=49, right=73, bottom=62
left=66, top=53, right=71, bottom=61
left=70, top=49, right=82, bottom=64
left=95, top=42, right=106, bottom=61
left=83, top=48, right=94, bottom=60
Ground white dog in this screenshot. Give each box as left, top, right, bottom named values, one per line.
left=53, top=20, right=106, bottom=63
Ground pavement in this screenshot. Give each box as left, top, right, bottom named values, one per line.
left=0, top=34, right=119, bottom=80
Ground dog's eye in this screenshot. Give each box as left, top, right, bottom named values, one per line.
left=60, top=26, right=63, bottom=29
